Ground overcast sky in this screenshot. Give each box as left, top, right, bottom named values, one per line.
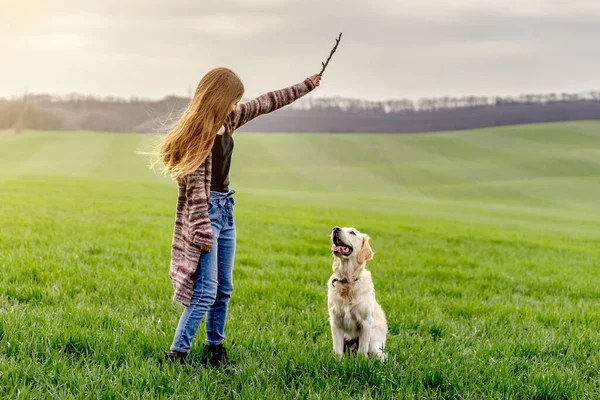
left=1, top=0, right=599, bottom=100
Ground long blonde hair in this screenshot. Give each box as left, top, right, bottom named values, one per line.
left=152, top=67, right=244, bottom=181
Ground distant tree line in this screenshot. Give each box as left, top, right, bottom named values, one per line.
left=1, top=91, right=599, bottom=134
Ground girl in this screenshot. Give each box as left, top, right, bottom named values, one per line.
left=155, top=67, right=321, bottom=367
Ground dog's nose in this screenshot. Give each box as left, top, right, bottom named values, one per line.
left=333, top=227, right=342, bottom=232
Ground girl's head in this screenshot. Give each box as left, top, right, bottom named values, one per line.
left=153, top=67, right=244, bottom=181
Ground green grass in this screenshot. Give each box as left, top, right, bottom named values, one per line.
left=1, top=121, right=600, bottom=399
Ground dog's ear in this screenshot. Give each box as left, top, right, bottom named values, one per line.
left=357, top=235, right=374, bottom=264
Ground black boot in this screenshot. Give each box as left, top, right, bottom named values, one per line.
left=165, top=350, right=187, bottom=365
left=201, top=343, right=228, bottom=368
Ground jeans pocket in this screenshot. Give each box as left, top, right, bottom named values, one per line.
left=208, top=199, right=219, bottom=213
left=208, top=201, right=220, bottom=222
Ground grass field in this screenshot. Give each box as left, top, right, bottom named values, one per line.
left=1, top=122, right=600, bottom=399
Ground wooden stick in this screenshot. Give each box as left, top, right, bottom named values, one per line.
left=319, top=32, right=342, bottom=76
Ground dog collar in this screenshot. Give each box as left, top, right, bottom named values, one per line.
left=332, top=276, right=361, bottom=288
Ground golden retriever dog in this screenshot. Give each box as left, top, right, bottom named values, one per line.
left=328, top=226, right=387, bottom=360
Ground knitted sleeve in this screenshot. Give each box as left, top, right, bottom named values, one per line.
left=186, top=155, right=213, bottom=251
left=225, top=78, right=316, bottom=132
left=168, top=156, right=213, bottom=306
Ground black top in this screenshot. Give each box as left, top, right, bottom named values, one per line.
left=210, top=128, right=234, bottom=193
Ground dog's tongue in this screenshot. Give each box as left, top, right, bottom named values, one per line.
left=332, top=245, right=351, bottom=255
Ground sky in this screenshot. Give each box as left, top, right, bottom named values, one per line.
left=1, top=0, right=600, bottom=101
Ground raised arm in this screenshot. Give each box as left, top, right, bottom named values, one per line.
left=226, top=75, right=320, bottom=132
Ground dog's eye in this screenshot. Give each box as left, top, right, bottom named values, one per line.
left=349, top=231, right=356, bottom=236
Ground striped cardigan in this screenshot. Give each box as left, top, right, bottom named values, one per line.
left=169, top=77, right=316, bottom=306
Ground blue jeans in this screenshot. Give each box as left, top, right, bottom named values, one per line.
left=170, top=190, right=236, bottom=353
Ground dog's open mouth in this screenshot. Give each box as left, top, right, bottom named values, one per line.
left=332, top=236, right=353, bottom=256
left=332, top=245, right=353, bottom=256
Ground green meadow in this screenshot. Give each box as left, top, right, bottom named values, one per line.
left=1, top=122, right=599, bottom=399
